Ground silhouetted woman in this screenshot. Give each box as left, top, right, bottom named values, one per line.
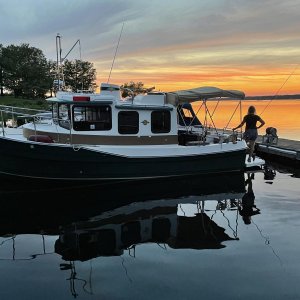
left=233, top=106, right=265, bottom=162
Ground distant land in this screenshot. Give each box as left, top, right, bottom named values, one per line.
left=245, top=94, right=300, bottom=100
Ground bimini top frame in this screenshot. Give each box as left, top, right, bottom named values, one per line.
left=166, top=86, right=245, bottom=106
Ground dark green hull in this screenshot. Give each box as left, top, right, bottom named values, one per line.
left=0, top=137, right=246, bottom=181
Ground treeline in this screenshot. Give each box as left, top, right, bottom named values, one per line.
left=0, top=43, right=97, bottom=99
left=120, top=81, right=155, bottom=97
left=245, top=94, right=300, bottom=100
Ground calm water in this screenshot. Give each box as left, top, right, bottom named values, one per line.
left=0, top=164, right=299, bottom=300
left=193, top=100, right=300, bottom=140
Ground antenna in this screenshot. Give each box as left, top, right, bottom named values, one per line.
left=107, top=22, right=125, bottom=83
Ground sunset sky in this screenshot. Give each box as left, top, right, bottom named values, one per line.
left=1, top=0, right=300, bottom=95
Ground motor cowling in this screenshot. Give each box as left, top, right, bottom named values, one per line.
left=265, top=127, right=277, bottom=137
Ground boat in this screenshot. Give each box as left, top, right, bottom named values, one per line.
left=0, top=83, right=252, bottom=182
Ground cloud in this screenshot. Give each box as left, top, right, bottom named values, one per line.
left=1, top=0, right=300, bottom=94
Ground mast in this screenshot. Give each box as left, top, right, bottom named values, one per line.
left=55, top=33, right=64, bottom=91
left=55, top=34, right=82, bottom=92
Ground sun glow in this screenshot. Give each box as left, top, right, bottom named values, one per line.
left=95, top=45, right=300, bottom=96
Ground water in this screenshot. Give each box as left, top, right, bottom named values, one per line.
left=193, top=100, right=300, bottom=140
left=0, top=164, right=299, bottom=300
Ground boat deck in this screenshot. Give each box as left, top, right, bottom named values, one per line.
left=257, top=136, right=300, bottom=151
left=0, top=127, right=25, bottom=139
left=256, top=136, right=300, bottom=165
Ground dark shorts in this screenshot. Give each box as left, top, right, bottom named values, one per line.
left=243, top=129, right=258, bottom=141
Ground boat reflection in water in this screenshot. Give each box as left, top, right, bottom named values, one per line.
left=0, top=171, right=268, bottom=298
left=55, top=192, right=242, bottom=261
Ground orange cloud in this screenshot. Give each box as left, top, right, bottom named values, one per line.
left=94, top=33, right=300, bottom=96
left=96, top=64, right=300, bottom=96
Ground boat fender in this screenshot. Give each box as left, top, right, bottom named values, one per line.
left=28, top=135, right=54, bottom=143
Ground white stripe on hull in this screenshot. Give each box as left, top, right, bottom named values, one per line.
left=0, top=169, right=243, bottom=181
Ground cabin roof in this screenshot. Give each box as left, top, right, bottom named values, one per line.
left=115, top=104, right=173, bottom=111
left=47, top=99, right=114, bottom=105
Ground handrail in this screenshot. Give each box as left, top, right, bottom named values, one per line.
left=0, top=105, right=48, bottom=114
left=0, top=106, right=73, bottom=144
left=0, top=105, right=51, bottom=122
left=0, top=111, right=49, bottom=119
left=0, top=105, right=50, bottom=129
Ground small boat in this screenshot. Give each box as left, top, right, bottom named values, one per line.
left=0, top=83, right=251, bottom=182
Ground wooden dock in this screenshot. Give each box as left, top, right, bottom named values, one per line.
left=255, top=136, right=300, bottom=167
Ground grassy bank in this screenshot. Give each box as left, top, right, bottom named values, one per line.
left=0, top=95, right=49, bottom=110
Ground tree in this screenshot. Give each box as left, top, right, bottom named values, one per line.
left=0, top=44, right=3, bottom=96
left=0, top=44, right=98, bottom=98
left=62, top=59, right=97, bottom=92
left=120, top=81, right=155, bottom=97
left=47, top=60, right=58, bottom=97
left=1, top=44, right=52, bottom=98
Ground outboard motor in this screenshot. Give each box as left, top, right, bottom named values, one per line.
left=266, top=127, right=277, bottom=137
left=263, top=127, right=278, bottom=145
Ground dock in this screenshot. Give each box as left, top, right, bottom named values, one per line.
left=255, top=136, right=300, bottom=167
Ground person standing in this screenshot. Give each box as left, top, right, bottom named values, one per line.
left=233, top=106, right=265, bottom=162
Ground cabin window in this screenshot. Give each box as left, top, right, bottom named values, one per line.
left=177, top=104, right=202, bottom=127
left=58, top=104, right=71, bottom=130
left=182, top=108, right=193, bottom=118
left=72, top=105, right=112, bottom=131
left=151, top=110, right=171, bottom=133
left=118, top=111, right=139, bottom=134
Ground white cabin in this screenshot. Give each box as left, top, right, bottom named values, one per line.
left=22, top=83, right=178, bottom=145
